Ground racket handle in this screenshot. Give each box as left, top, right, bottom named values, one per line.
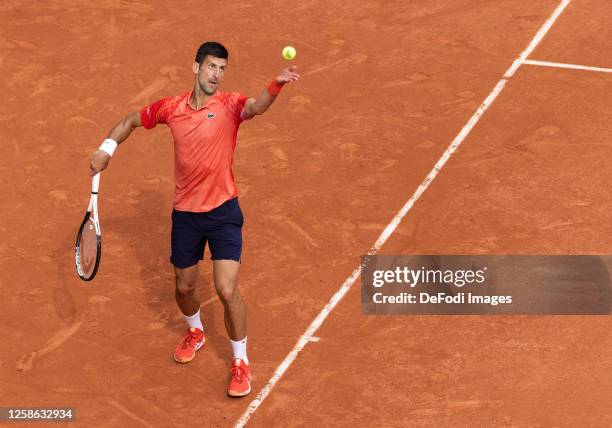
left=92, top=173, right=100, bottom=193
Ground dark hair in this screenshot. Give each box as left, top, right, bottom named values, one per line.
left=195, top=41, right=228, bottom=65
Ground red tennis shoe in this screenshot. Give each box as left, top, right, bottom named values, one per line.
left=173, top=328, right=205, bottom=363
left=228, top=359, right=252, bottom=397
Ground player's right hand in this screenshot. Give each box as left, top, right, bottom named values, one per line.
left=89, top=150, right=111, bottom=176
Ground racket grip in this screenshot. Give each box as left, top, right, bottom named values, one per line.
left=91, top=173, right=100, bottom=193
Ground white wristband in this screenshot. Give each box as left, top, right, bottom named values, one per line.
left=99, top=138, right=118, bottom=156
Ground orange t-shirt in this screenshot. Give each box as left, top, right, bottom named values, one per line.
left=140, top=91, right=249, bottom=212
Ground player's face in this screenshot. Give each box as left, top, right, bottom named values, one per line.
left=196, top=56, right=227, bottom=95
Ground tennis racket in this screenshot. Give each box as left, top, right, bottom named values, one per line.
left=75, top=173, right=102, bottom=281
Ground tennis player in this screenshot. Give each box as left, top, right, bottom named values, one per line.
left=88, top=41, right=299, bottom=397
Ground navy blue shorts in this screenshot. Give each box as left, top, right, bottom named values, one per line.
left=170, top=197, right=244, bottom=268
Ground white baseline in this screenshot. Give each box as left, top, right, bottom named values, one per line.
left=234, top=1, right=571, bottom=426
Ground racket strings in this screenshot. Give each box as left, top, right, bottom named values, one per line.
left=78, top=218, right=99, bottom=278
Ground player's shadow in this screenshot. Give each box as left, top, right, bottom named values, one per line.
left=103, top=189, right=231, bottom=362
left=52, top=236, right=80, bottom=325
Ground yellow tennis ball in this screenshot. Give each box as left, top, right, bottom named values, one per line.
left=282, top=46, right=296, bottom=60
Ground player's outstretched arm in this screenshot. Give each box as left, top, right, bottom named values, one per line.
left=89, top=111, right=142, bottom=176
left=241, top=66, right=300, bottom=120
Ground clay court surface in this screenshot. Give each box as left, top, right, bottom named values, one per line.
left=1, top=0, right=611, bottom=426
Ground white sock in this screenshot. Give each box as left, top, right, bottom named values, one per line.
left=184, top=309, right=204, bottom=331
left=231, top=337, right=248, bottom=364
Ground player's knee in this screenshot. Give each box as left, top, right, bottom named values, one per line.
left=175, top=276, right=197, bottom=296
left=174, top=266, right=198, bottom=295
left=217, top=285, right=239, bottom=306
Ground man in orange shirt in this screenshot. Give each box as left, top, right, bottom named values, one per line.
left=89, top=41, right=299, bottom=397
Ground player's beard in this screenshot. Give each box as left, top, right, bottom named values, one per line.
left=199, top=78, right=217, bottom=96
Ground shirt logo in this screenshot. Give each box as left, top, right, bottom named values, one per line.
left=207, top=112, right=216, bottom=119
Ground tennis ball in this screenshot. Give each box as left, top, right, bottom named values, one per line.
left=282, top=46, right=296, bottom=60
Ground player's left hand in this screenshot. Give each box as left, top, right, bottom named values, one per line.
left=276, top=66, right=300, bottom=85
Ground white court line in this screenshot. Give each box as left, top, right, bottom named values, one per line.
left=524, top=59, right=612, bottom=74
left=234, top=1, right=571, bottom=426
